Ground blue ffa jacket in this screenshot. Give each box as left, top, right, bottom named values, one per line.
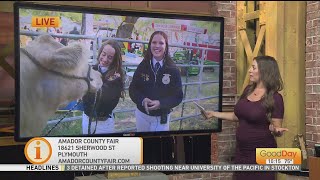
left=129, top=59, right=183, bottom=116
left=82, top=65, right=123, bottom=118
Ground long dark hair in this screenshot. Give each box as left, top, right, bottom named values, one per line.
left=143, top=31, right=176, bottom=67
left=240, top=56, right=283, bottom=121
left=97, top=39, right=124, bottom=84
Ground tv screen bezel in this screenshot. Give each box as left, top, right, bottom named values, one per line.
left=14, top=2, right=224, bottom=142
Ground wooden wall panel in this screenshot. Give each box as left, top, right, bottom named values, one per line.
left=150, top=1, right=213, bottom=15
left=7, top=1, right=213, bottom=14
left=88, top=1, right=112, bottom=7
left=0, top=12, right=14, bottom=45
left=0, top=1, right=14, bottom=12
left=0, top=55, right=14, bottom=102
left=110, top=1, right=132, bottom=9
left=130, top=1, right=148, bottom=9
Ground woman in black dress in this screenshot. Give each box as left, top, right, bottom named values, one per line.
left=206, top=56, right=288, bottom=180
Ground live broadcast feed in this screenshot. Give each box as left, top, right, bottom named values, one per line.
left=18, top=6, right=222, bottom=138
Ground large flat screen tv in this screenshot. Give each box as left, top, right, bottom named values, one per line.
left=14, top=2, right=224, bottom=141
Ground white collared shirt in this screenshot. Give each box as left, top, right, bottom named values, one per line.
left=98, top=64, right=108, bottom=74
left=152, top=57, right=164, bottom=68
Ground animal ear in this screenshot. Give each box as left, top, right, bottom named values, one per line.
left=50, top=43, right=85, bottom=69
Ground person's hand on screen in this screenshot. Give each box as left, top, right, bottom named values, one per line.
left=142, top=98, right=152, bottom=114
left=269, top=124, right=289, bottom=137
left=148, top=100, right=160, bottom=111
left=205, top=110, right=216, bottom=119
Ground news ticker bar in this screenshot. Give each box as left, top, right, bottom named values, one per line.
left=0, top=164, right=301, bottom=171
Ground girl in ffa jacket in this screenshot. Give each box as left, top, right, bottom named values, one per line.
left=129, top=31, right=183, bottom=132
left=82, top=40, right=125, bottom=134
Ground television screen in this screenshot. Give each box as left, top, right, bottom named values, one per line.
left=14, top=2, right=224, bottom=141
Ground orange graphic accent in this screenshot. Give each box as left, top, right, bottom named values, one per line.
left=31, top=16, right=60, bottom=27
left=35, top=141, right=42, bottom=159
left=24, top=137, right=52, bottom=164
left=256, top=148, right=301, bottom=165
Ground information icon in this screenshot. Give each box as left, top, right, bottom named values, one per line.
left=24, top=137, right=52, bottom=164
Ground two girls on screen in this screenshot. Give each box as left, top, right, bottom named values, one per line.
left=129, top=31, right=183, bottom=132
left=205, top=56, right=288, bottom=180
left=82, top=40, right=125, bottom=134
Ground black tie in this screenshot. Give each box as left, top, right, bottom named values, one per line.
left=155, top=62, right=161, bottom=72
